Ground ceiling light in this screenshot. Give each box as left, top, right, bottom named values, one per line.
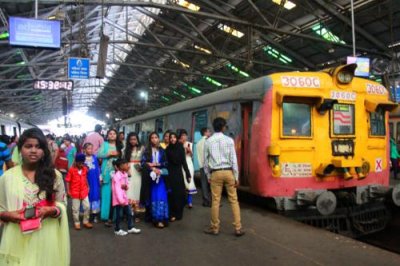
left=174, top=0, right=200, bottom=11
left=272, top=0, right=296, bottom=10
left=9, top=113, right=15, bottom=118
left=106, top=113, right=110, bottom=118
left=204, top=76, right=222, bottom=87
left=217, top=24, right=244, bottom=38
left=173, top=59, right=190, bottom=68
left=194, top=45, right=212, bottom=54
left=263, top=46, right=292, bottom=64
left=0, top=31, right=9, bottom=40
left=226, top=63, right=250, bottom=78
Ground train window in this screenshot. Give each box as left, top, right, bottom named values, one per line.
left=282, top=103, right=311, bottom=137
left=370, top=110, right=385, bottom=136
left=332, top=104, right=355, bottom=135
left=135, top=123, right=141, bottom=133
left=389, top=122, right=394, bottom=139
left=155, top=118, right=163, bottom=134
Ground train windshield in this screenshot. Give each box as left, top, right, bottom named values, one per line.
left=282, top=102, right=311, bottom=137
left=370, top=110, right=385, bottom=136
left=333, top=104, right=355, bottom=135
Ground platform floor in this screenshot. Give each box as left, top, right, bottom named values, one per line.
left=70, top=194, right=400, bottom=266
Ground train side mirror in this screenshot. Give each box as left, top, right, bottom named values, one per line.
left=317, top=99, right=338, bottom=115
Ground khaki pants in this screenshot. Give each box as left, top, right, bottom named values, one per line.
left=210, top=170, right=242, bottom=231
left=72, top=197, right=90, bottom=224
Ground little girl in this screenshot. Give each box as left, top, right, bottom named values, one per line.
left=83, top=143, right=101, bottom=223
left=112, top=158, right=141, bottom=236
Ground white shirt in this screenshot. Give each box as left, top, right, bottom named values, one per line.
left=196, top=136, right=207, bottom=168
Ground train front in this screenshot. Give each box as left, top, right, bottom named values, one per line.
left=249, top=64, right=400, bottom=236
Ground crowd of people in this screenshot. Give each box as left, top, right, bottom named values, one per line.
left=0, top=117, right=244, bottom=265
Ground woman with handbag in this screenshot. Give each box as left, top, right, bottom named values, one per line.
left=0, top=128, right=69, bottom=266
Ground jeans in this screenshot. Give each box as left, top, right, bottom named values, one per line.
left=114, top=205, right=134, bottom=232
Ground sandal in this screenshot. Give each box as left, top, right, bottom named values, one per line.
left=156, top=222, right=165, bottom=228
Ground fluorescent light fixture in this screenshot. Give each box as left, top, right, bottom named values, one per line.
left=174, top=0, right=200, bottom=11
left=226, top=63, right=250, bottom=78
left=161, top=96, right=171, bottom=102
left=173, top=59, right=190, bottom=68
left=312, top=23, right=346, bottom=44
left=204, top=76, right=222, bottom=87
left=106, top=113, right=110, bottom=118
left=172, top=90, right=186, bottom=99
left=272, top=0, right=296, bottom=10
left=217, top=24, right=244, bottom=38
left=388, top=41, right=400, bottom=48
left=0, top=31, right=9, bottom=39
left=194, top=44, right=212, bottom=54
left=263, top=46, right=292, bottom=64
left=183, top=83, right=202, bottom=94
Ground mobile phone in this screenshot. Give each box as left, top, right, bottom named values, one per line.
left=24, top=206, right=36, bottom=219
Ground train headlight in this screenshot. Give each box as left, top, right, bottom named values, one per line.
left=337, top=71, right=353, bottom=84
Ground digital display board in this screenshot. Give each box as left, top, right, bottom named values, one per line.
left=9, top=17, right=61, bottom=49
left=346, top=56, right=370, bottom=77
left=33, top=80, right=73, bottom=91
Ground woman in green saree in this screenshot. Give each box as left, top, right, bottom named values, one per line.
left=0, top=128, right=70, bottom=266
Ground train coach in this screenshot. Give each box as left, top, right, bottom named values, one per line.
left=0, top=115, right=33, bottom=137
left=119, top=64, right=400, bottom=237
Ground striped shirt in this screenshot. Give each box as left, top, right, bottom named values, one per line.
left=0, top=141, right=11, bottom=176
left=204, top=132, right=239, bottom=180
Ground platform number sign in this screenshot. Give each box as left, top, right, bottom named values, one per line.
left=375, top=158, right=382, bottom=172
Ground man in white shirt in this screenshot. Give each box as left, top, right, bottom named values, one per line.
left=203, top=117, right=244, bottom=237
left=196, top=127, right=211, bottom=207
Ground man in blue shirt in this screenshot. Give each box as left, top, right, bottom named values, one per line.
left=0, top=141, right=13, bottom=176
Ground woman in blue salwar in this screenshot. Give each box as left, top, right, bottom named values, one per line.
left=141, top=132, right=169, bottom=228
left=98, top=129, right=122, bottom=225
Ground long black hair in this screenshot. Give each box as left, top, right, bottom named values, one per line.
left=144, top=131, right=159, bottom=160
left=106, top=128, right=123, bottom=155
left=18, top=128, right=56, bottom=201
left=124, top=132, right=141, bottom=161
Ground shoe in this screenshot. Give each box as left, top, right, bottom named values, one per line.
left=114, top=229, right=128, bottom=236
left=83, top=222, right=93, bottom=229
left=93, top=217, right=99, bottom=224
left=234, top=229, right=245, bottom=237
left=127, top=227, right=141, bottom=234
left=187, top=204, right=193, bottom=209
left=104, top=220, right=113, bottom=227
left=170, top=217, right=176, bottom=222
left=74, top=223, right=81, bottom=230
left=156, top=222, right=165, bottom=229
left=203, top=227, right=219, bottom=235
left=135, top=217, right=141, bottom=223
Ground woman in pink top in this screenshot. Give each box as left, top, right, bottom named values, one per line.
left=111, top=158, right=141, bottom=236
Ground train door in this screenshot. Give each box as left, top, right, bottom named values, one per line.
left=13, top=127, right=17, bottom=137
left=0, top=125, right=5, bottom=135
left=192, top=110, right=208, bottom=171
left=155, top=118, right=164, bottom=137
left=240, top=103, right=252, bottom=186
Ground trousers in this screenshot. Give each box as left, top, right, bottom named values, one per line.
left=72, top=197, right=90, bottom=224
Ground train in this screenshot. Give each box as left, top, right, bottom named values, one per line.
left=119, top=64, right=400, bottom=237
left=0, top=115, right=34, bottom=137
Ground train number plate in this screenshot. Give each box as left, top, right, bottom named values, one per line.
left=281, top=76, right=321, bottom=88
left=332, top=140, right=354, bottom=156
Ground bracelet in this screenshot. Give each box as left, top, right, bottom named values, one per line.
left=51, top=207, right=61, bottom=218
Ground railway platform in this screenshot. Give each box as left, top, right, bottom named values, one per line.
left=70, top=195, right=400, bottom=266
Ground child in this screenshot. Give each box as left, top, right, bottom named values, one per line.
left=112, top=158, right=141, bottom=236
left=66, top=153, right=93, bottom=230
left=83, top=143, right=101, bottom=223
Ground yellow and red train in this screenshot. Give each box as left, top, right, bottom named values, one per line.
left=120, top=64, right=400, bottom=236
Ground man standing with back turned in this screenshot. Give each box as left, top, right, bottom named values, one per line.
left=203, top=117, right=244, bottom=237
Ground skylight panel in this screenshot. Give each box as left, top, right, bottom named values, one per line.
left=272, top=0, right=296, bottom=10
left=312, top=23, right=346, bottom=44
left=174, top=0, right=200, bottom=11
left=217, top=24, right=244, bottom=38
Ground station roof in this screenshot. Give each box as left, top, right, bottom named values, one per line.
left=0, top=0, right=399, bottom=124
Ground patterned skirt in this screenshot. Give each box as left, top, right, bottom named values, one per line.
left=150, top=176, right=169, bottom=222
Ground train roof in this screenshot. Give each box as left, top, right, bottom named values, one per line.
left=121, top=76, right=273, bottom=124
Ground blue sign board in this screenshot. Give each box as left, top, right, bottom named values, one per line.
left=68, top=57, right=90, bottom=79
left=9, top=17, right=61, bottom=49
